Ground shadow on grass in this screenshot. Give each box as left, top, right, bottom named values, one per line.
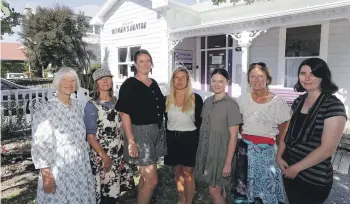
left=119, top=164, right=212, bottom=204
left=1, top=179, right=37, bottom=204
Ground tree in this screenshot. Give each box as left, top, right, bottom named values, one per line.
left=19, top=4, right=95, bottom=84
left=1, top=0, right=22, bottom=39
left=212, top=0, right=267, bottom=6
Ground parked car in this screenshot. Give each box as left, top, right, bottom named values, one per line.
left=1, top=78, right=49, bottom=115
left=6, top=73, right=28, bottom=79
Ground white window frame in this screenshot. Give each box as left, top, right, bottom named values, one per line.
left=116, top=45, right=141, bottom=81
left=276, top=21, right=329, bottom=88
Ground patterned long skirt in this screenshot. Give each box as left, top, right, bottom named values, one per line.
left=232, top=139, right=286, bottom=204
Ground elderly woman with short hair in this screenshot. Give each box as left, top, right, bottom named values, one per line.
left=31, top=67, right=95, bottom=204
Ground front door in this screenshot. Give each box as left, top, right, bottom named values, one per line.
left=207, top=49, right=226, bottom=91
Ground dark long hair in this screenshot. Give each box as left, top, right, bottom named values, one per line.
left=294, top=58, right=338, bottom=94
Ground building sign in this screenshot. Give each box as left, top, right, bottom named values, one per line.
left=174, top=50, right=193, bottom=70
left=112, top=22, right=147, bottom=34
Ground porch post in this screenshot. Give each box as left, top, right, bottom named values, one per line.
left=229, top=30, right=266, bottom=94
left=167, top=36, right=183, bottom=81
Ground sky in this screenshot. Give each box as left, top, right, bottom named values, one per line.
left=1, top=0, right=197, bottom=43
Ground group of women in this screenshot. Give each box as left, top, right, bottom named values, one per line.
left=31, top=48, right=347, bottom=204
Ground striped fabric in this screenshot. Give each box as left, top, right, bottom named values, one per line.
left=284, top=94, right=347, bottom=186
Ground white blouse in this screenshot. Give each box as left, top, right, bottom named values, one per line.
left=237, top=93, right=291, bottom=139
left=167, top=104, right=196, bottom=131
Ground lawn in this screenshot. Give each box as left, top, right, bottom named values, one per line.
left=1, top=135, right=213, bottom=204
left=2, top=135, right=349, bottom=204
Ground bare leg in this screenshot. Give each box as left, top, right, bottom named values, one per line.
left=209, top=185, right=226, bottom=204
left=175, top=165, right=185, bottom=204
left=182, top=166, right=195, bottom=204
left=137, top=164, right=158, bottom=204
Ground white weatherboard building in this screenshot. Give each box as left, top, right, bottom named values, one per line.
left=91, top=0, right=350, bottom=116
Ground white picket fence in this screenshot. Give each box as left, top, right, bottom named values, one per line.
left=1, top=87, right=90, bottom=126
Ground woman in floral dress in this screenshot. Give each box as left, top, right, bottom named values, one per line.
left=31, top=67, right=95, bottom=204
left=84, top=67, right=135, bottom=203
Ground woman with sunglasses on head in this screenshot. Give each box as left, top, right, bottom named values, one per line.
left=232, top=62, right=290, bottom=204
left=164, top=67, right=203, bottom=204
left=195, top=68, right=242, bottom=204
left=278, top=58, right=346, bottom=204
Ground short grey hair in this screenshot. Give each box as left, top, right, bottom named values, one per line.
left=52, top=67, right=81, bottom=91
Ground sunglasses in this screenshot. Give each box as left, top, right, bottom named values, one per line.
left=249, top=62, right=267, bottom=68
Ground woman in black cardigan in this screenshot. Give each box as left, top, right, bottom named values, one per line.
left=164, top=67, right=203, bottom=204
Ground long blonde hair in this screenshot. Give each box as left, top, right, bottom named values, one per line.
left=166, top=67, right=194, bottom=113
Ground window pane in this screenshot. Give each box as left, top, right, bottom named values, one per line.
left=118, top=64, right=128, bottom=79
left=130, top=46, right=141, bottom=62
left=87, top=25, right=93, bottom=33
left=284, top=58, right=305, bottom=87
left=118, top=48, right=127, bottom=63
left=285, top=25, right=321, bottom=57
left=95, top=25, right=100, bottom=34
left=200, top=51, right=205, bottom=89
left=228, top=35, right=233, bottom=47
left=201, top=37, right=205, bottom=49
left=207, top=49, right=226, bottom=90
left=207, top=35, right=226, bottom=49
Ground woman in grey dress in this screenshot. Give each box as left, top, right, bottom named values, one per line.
left=31, top=67, right=95, bottom=204
left=195, top=68, right=242, bottom=204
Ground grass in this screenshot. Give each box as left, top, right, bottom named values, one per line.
left=1, top=160, right=215, bottom=204
left=119, top=164, right=213, bottom=204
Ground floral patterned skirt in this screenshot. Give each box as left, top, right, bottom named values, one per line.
left=232, top=139, right=285, bottom=204
left=90, top=149, right=135, bottom=204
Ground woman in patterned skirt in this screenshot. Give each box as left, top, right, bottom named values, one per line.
left=84, top=67, right=135, bottom=203
left=232, top=62, right=290, bottom=204
left=31, top=67, right=95, bottom=204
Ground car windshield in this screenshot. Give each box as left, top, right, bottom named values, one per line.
left=9, top=74, right=26, bottom=78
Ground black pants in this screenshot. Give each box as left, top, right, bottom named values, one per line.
left=284, top=176, right=332, bottom=204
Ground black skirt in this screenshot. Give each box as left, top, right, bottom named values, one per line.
left=164, top=130, right=199, bottom=167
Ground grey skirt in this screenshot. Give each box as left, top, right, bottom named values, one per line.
left=123, top=124, right=167, bottom=166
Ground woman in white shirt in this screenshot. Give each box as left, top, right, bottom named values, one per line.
left=164, top=67, right=203, bottom=204
left=232, top=62, right=290, bottom=204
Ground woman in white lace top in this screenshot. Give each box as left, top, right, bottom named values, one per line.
left=232, top=62, right=290, bottom=204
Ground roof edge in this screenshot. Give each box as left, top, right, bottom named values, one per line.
left=90, top=0, right=119, bottom=25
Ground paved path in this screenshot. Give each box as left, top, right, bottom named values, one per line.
left=325, top=171, right=350, bottom=204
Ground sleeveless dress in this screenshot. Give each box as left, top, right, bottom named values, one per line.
left=88, top=99, right=135, bottom=203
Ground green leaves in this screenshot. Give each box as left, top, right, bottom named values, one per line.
left=1, top=0, right=22, bottom=38
left=19, top=4, right=95, bottom=78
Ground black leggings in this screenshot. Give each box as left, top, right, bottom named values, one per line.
left=284, top=177, right=332, bottom=204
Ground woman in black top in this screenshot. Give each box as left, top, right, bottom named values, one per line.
left=164, top=67, right=203, bottom=204
left=116, top=49, right=166, bottom=204
left=276, top=58, right=347, bottom=204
